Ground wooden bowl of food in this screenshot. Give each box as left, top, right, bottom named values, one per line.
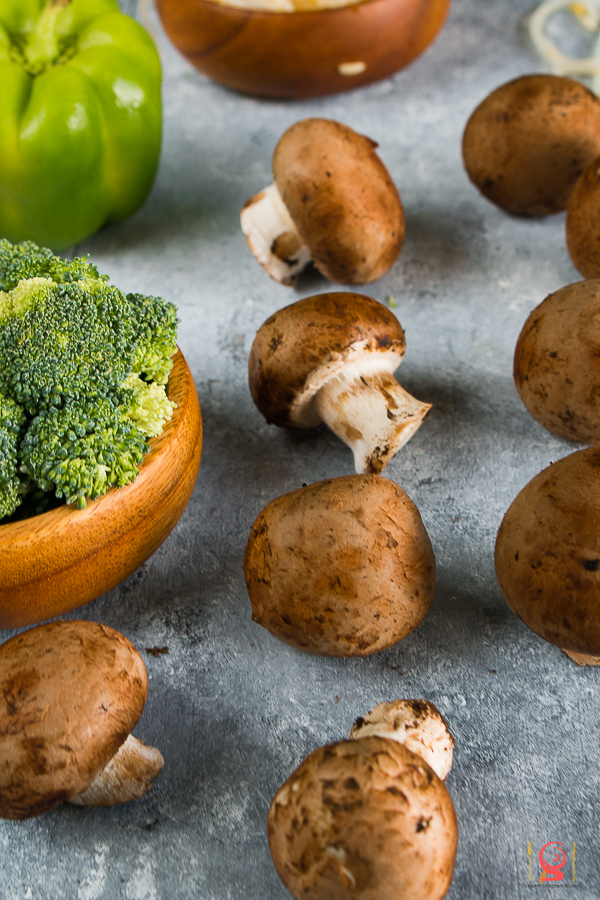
left=0, top=350, right=202, bottom=630
left=155, top=0, right=451, bottom=99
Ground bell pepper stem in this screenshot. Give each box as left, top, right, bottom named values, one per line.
left=24, top=0, right=71, bottom=71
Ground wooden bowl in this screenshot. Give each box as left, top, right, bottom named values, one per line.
left=0, top=350, right=202, bottom=630
left=155, top=0, right=451, bottom=99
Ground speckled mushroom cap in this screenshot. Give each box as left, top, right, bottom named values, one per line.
left=495, top=447, right=600, bottom=655
left=248, top=292, right=405, bottom=428
left=268, top=736, right=458, bottom=900
left=566, top=157, right=600, bottom=278
left=243, top=474, right=435, bottom=657
left=0, top=620, right=148, bottom=820
left=462, top=75, right=600, bottom=216
left=273, top=118, right=405, bottom=284
left=514, top=280, right=600, bottom=443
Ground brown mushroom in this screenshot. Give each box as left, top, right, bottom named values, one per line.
left=0, top=620, right=163, bottom=819
left=248, top=292, right=431, bottom=474
left=350, top=699, right=454, bottom=780
left=241, top=119, right=404, bottom=285
left=243, top=474, right=436, bottom=656
left=462, top=74, right=600, bottom=216
left=514, top=280, right=600, bottom=444
left=268, top=708, right=458, bottom=900
left=566, top=155, right=600, bottom=278
left=495, top=447, right=600, bottom=666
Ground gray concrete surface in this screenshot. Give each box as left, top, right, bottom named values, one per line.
left=1, top=0, right=599, bottom=896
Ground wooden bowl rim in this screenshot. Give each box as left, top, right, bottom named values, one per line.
left=0, top=348, right=193, bottom=541
left=162, top=0, right=437, bottom=21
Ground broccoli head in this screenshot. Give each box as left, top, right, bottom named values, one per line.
left=0, top=391, right=27, bottom=520
left=0, top=239, right=100, bottom=291
left=128, top=292, right=179, bottom=385
left=21, top=398, right=150, bottom=510
left=0, top=240, right=180, bottom=520
left=0, top=276, right=138, bottom=413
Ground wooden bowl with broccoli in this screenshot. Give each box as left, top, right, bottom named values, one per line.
left=0, top=241, right=202, bottom=630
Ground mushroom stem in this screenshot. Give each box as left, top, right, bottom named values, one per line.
left=241, top=183, right=312, bottom=285
left=69, top=734, right=164, bottom=807
left=312, top=358, right=431, bottom=474
left=349, top=700, right=454, bottom=781
left=563, top=649, right=600, bottom=666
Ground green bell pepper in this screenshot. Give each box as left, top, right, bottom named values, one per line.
left=0, top=0, right=162, bottom=249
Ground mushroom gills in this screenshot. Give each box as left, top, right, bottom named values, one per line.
left=69, top=734, right=164, bottom=807
left=241, top=183, right=312, bottom=285
left=311, top=355, right=431, bottom=474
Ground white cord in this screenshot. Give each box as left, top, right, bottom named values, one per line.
left=529, top=0, right=600, bottom=93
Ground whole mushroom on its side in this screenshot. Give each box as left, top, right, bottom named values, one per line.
left=268, top=699, right=458, bottom=900
left=244, top=474, right=436, bottom=657
left=514, top=280, right=600, bottom=444
left=462, top=74, right=600, bottom=216
left=241, top=118, right=405, bottom=285
left=566, top=158, right=600, bottom=278
left=248, top=292, right=431, bottom=475
left=0, top=620, right=163, bottom=819
left=495, top=447, right=600, bottom=666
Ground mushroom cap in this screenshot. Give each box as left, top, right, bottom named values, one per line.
left=243, top=474, right=435, bottom=657
left=462, top=75, right=600, bottom=216
left=566, top=155, right=600, bottom=278
left=495, top=447, right=600, bottom=655
left=268, top=736, right=458, bottom=900
left=514, top=280, right=600, bottom=444
left=273, top=119, right=404, bottom=284
left=350, top=699, right=454, bottom=781
left=0, top=620, right=148, bottom=820
left=248, top=292, right=405, bottom=428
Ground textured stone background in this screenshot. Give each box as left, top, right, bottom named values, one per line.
left=1, top=0, right=599, bottom=897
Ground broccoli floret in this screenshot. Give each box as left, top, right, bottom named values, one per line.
left=128, top=292, right=179, bottom=385
left=0, top=239, right=100, bottom=291
left=21, top=398, right=149, bottom=510
left=0, top=391, right=27, bottom=519
left=119, top=373, right=176, bottom=438
left=0, top=276, right=137, bottom=413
